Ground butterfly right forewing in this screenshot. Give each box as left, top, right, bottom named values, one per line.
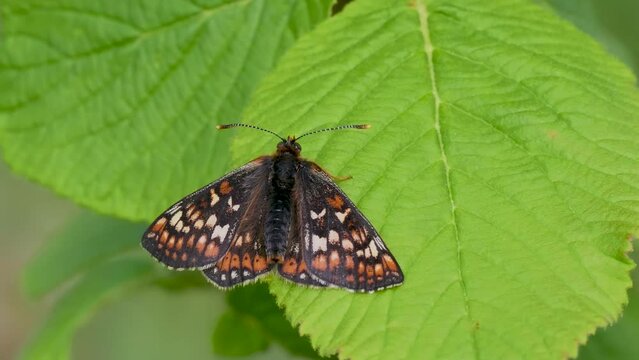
left=293, top=161, right=404, bottom=292
left=142, top=156, right=272, bottom=270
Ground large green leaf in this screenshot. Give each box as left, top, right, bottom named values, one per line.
left=228, top=0, right=639, bottom=358
left=20, top=257, right=154, bottom=360
left=23, top=211, right=145, bottom=298
left=578, top=247, right=639, bottom=360
left=213, top=284, right=323, bottom=358
left=212, top=311, right=270, bottom=356
left=0, top=0, right=332, bottom=221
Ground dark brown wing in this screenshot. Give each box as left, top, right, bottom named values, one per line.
left=201, top=179, right=274, bottom=288
left=292, top=161, right=403, bottom=292
left=141, top=156, right=272, bottom=270
left=277, top=198, right=329, bottom=288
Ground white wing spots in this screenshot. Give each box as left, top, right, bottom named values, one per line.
left=188, top=210, right=201, bottom=222
left=167, top=204, right=181, bottom=215
left=170, top=211, right=182, bottom=226
left=213, top=267, right=218, bottom=274
left=328, top=230, right=339, bottom=244
left=235, top=236, right=243, bottom=247
left=194, top=219, right=204, bottom=230
left=182, top=226, right=190, bottom=234
left=205, top=214, right=218, bottom=228
left=227, top=197, right=240, bottom=211
left=210, top=190, right=219, bottom=206
left=221, top=274, right=227, bottom=281
left=374, top=236, right=387, bottom=250
left=186, top=205, right=195, bottom=218
left=335, top=208, right=351, bottom=223
left=356, top=250, right=364, bottom=257
left=364, top=247, right=371, bottom=258
left=311, top=208, right=326, bottom=219
left=244, top=233, right=252, bottom=244
left=231, top=270, right=238, bottom=279
left=212, top=224, right=230, bottom=243
left=300, top=273, right=307, bottom=280
left=369, top=242, right=379, bottom=258
left=312, top=234, right=327, bottom=253
left=342, top=239, right=354, bottom=251
left=175, top=220, right=184, bottom=232
left=243, top=270, right=251, bottom=277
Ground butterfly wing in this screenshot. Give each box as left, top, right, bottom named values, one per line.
left=293, top=161, right=404, bottom=292
left=277, top=198, right=329, bottom=288
left=201, top=187, right=274, bottom=288
left=142, top=156, right=272, bottom=270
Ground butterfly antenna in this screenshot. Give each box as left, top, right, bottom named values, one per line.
left=296, top=124, right=371, bottom=140
left=217, top=123, right=285, bottom=141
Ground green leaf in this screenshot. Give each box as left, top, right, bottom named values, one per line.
left=579, top=247, right=639, bottom=360
left=151, top=269, right=210, bottom=291
left=212, top=311, right=270, bottom=356
left=20, top=257, right=154, bottom=360
left=22, top=211, right=144, bottom=298
left=0, top=0, right=333, bottom=221
left=231, top=0, right=639, bottom=358
left=213, top=284, right=324, bottom=358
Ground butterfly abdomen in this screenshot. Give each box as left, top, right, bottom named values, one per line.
left=264, top=153, right=298, bottom=261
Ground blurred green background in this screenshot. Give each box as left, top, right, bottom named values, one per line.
left=1, top=0, right=638, bottom=359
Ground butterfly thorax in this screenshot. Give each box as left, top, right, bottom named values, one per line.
left=265, top=141, right=300, bottom=262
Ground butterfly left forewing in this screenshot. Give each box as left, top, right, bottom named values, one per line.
left=141, top=157, right=271, bottom=270
left=294, top=161, right=404, bottom=292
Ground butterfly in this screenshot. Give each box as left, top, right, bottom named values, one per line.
left=141, top=123, right=403, bottom=292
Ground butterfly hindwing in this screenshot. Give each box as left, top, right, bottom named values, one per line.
left=201, top=230, right=274, bottom=288
left=142, top=157, right=272, bottom=270
left=294, top=161, right=404, bottom=292
left=277, top=200, right=328, bottom=287
left=201, top=179, right=274, bottom=288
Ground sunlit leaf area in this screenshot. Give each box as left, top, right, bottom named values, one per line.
left=1, top=0, right=638, bottom=359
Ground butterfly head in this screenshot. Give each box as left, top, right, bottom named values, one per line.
left=276, top=136, right=302, bottom=156
left=216, top=123, right=370, bottom=156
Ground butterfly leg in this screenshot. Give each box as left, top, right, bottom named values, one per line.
left=322, top=168, right=352, bottom=182
left=330, top=174, right=352, bottom=182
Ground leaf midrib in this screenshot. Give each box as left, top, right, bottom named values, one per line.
left=415, top=0, right=478, bottom=357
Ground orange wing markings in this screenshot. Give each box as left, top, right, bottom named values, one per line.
left=219, top=180, right=233, bottom=195
left=326, top=194, right=344, bottom=209
left=253, top=255, right=268, bottom=272
left=151, top=217, right=167, bottom=233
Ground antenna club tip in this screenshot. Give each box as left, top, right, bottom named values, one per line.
left=216, top=124, right=231, bottom=130
left=359, top=124, right=371, bottom=129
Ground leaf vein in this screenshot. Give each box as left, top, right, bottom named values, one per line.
left=416, top=1, right=478, bottom=357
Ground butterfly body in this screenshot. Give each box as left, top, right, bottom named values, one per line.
left=142, top=130, right=404, bottom=292
left=265, top=138, right=301, bottom=262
